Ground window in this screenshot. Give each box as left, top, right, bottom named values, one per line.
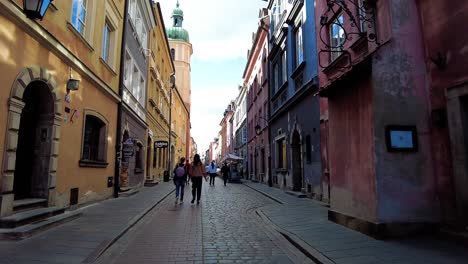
left=132, top=64, right=139, bottom=95
left=128, top=0, right=148, bottom=49
left=71, top=0, right=87, bottom=34
left=358, top=0, right=367, bottom=33
left=306, top=135, right=311, bottom=164
left=282, top=51, right=287, bottom=84
left=277, top=138, right=287, bottom=169
left=171, top=48, right=175, bottom=60
left=330, top=14, right=345, bottom=61
left=295, top=26, right=304, bottom=66
left=81, top=115, right=107, bottom=163
left=272, top=0, right=283, bottom=28
left=273, top=62, right=279, bottom=94
left=101, top=20, right=114, bottom=64
left=124, top=52, right=132, bottom=88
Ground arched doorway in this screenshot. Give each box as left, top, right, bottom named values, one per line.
left=291, top=130, right=302, bottom=192
left=13, top=81, right=54, bottom=199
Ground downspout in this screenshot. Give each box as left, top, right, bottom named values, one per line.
left=114, top=0, right=129, bottom=198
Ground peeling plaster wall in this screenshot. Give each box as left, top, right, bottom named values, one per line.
left=372, top=0, right=437, bottom=223
left=328, top=75, right=377, bottom=222
left=418, top=0, right=468, bottom=225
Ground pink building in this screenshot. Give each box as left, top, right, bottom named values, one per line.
left=244, top=9, right=269, bottom=183
left=315, top=0, right=437, bottom=238
left=418, top=0, right=468, bottom=230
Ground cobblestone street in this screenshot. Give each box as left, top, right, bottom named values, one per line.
left=96, top=179, right=307, bottom=264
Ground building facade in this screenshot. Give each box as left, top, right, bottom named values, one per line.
left=171, top=86, right=189, bottom=169
left=316, top=0, right=437, bottom=237
left=119, top=0, right=155, bottom=190
left=418, top=0, right=468, bottom=230
left=267, top=0, right=322, bottom=194
left=0, top=0, right=124, bottom=216
left=233, top=85, right=248, bottom=178
left=146, top=2, right=173, bottom=184
left=166, top=1, right=193, bottom=159
left=245, top=9, right=270, bottom=184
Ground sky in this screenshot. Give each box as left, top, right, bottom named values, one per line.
left=159, top=0, right=268, bottom=154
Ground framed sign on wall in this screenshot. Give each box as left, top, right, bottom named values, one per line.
left=385, top=125, right=418, bottom=152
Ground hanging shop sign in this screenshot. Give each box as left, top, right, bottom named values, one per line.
left=155, top=140, right=169, bottom=149
left=122, top=139, right=135, bottom=158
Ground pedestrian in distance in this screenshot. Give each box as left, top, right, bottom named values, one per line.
left=221, top=162, right=230, bottom=186
left=188, top=154, right=207, bottom=205
left=208, top=160, right=218, bottom=186
left=173, top=157, right=187, bottom=205
left=185, top=159, right=191, bottom=185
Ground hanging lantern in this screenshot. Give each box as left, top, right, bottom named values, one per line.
left=23, top=0, right=52, bottom=20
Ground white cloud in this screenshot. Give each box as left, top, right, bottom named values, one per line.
left=190, top=86, right=238, bottom=152
left=160, top=0, right=267, bottom=61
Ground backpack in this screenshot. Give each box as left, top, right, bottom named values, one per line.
left=175, top=165, right=185, bottom=177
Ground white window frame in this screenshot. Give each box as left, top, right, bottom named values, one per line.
left=71, top=0, right=87, bottom=35
left=295, top=25, right=304, bottom=67
left=330, top=14, right=345, bottom=62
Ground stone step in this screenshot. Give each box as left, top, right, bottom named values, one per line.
left=285, top=190, right=307, bottom=198
left=0, top=210, right=81, bottom=240
left=144, top=180, right=159, bottom=187
left=0, top=207, right=64, bottom=228
left=13, top=198, right=47, bottom=212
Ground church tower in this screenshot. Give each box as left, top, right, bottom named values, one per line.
left=166, top=0, right=193, bottom=158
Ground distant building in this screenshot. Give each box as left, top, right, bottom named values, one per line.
left=166, top=0, right=193, bottom=159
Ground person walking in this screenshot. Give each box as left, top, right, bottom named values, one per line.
left=185, top=159, right=191, bottom=185
left=221, top=162, right=230, bottom=186
left=188, top=154, right=207, bottom=205
left=208, top=160, right=218, bottom=186
left=173, top=157, right=187, bottom=205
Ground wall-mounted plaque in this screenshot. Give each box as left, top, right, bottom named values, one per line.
left=385, top=125, right=418, bottom=152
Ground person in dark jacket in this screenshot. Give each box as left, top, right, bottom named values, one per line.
left=173, top=157, right=187, bottom=205
left=221, top=162, right=230, bottom=186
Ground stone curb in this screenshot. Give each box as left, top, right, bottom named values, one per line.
left=82, top=187, right=175, bottom=263
left=242, top=182, right=284, bottom=204
left=256, top=209, right=335, bottom=264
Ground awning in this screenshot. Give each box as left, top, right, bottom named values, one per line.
left=221, top=154, right=244, bottom=163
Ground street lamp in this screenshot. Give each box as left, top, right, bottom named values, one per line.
left=23, top=0, right=52, bottom=20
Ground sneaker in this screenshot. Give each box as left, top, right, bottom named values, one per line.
left=191, top=199, right=195, bottom=204
left=175, top=197, right=179, bottom=205
left=180, top=199, right=184, bottom=204
left=197, top=200, right=200, bottom=205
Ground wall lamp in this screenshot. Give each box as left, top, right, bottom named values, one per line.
left=23, top=0, right=53, bottom=20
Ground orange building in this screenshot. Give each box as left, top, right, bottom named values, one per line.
left=0, top=0, right=124, bottom=217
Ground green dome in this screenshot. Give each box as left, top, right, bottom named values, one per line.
left=166, top=0, right=190, bottom=42
left=166, top=27, right=190, bottom=42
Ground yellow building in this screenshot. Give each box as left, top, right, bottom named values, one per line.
left=0, top=0, right=124, bottom=217
left=166, top=1, right=193, bottom=158
left=146, top=2, right=174, bottom=183
left=171, top=87, right=189, bottom=167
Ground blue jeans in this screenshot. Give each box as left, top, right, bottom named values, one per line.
left=175, top=178, right=185, bottom=200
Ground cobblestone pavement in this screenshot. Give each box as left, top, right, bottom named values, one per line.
left=96, top=178, right=312, bottom=264
left=244, top=182, right=468, bottom=264
left=0, top=183, right=175, bottom=264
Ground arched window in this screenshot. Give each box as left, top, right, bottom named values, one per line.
left=81, top=114, right=107, bottom=166
left=170, top=48, right=175, bottom=60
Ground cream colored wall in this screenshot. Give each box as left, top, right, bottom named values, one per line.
left=0, top=0, right=122, bottom=209
left=169, top=41, right=192, bottom=110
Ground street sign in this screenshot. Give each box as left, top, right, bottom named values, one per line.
left=155, top=140, right=169, bottom=149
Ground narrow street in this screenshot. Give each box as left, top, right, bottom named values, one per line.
left=96, top=179, right=310, bottom=264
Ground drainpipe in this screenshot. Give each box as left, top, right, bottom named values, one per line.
left=114, top=0, right=129, bottom=198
